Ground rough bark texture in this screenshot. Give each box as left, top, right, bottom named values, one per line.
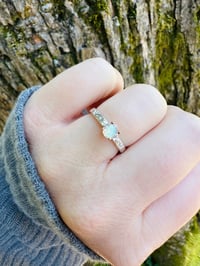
left=0, top=0, right=200, bottom=265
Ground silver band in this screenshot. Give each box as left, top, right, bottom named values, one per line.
left=90, top=108, right=126, bottom=153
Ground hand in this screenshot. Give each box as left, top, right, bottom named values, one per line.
left=23, top=58, right=200, bottom=266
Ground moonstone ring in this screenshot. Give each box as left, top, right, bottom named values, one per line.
left=90, top=108, right=126, bottom=153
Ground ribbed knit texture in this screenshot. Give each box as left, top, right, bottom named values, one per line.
left=0, top=86, right=104, bottom=265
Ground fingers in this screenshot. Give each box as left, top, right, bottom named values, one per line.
left=108, top=106, right=200, bottom=208
left=97, top=84, right=167, bottom=148
left=28, top=58, right=123, bottom=123
left=142, top=162, right=200, bottom=252
left=64, top=84, right=167, bottom=162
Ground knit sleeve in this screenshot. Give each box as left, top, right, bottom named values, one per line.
left=0, top=86, right=104, bottom=265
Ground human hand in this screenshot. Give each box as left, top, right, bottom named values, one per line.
left=23, top=58, right=200, bottom=266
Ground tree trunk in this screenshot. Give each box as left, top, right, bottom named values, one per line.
left=0, top=0, right=200, bottom=265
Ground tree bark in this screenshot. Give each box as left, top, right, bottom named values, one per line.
left=0, top=0, right=200, bottom=265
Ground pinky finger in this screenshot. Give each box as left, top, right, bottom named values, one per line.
left=142, top=162, right=200, bottom=252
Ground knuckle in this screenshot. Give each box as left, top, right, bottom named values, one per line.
left=88, top=57, right=112, bottom=69
left=143, top=84, right=167, bottom=109
left=169, top=105, right=200, bottom=144
left=185, top=112, right=200, bottom=140
left=128, top=84, right=167, bottom=118
left=87, top=57, right=123, bottom=87
left=141, top=84, right=167, bottom=121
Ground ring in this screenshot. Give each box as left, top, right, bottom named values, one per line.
left=90, top=108, right=126, bottom=153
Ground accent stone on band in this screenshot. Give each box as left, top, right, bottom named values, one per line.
left=90, top=108, right=109, bottom=126
left=113, top=136, right=126, bottom=152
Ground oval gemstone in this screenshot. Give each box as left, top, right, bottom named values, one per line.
left=103, top=123, right=118, bottom=140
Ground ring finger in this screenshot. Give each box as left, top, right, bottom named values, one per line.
left=64, top=84, right=167, bottom=163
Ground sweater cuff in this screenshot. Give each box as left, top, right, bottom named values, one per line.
left=2, top=86, right=104, bottom=263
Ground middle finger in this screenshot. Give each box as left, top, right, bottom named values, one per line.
left=107, top=106, right=200, bottom=209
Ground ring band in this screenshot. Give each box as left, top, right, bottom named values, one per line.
left=90, top=108, right=126, bottom=153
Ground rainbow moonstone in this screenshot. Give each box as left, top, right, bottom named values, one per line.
left=103, top=123, right=118, bottom=140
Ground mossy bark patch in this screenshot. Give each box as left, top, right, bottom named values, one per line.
left=152, top=217, right=200, bottom=265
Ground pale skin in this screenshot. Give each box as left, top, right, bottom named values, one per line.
left=23, top=58, right=200, bottom=266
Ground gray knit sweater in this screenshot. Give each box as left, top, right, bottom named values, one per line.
left=0, top=86, right=103, bottom=265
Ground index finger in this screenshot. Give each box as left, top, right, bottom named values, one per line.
left=28, top=58, right=124, bottom=123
